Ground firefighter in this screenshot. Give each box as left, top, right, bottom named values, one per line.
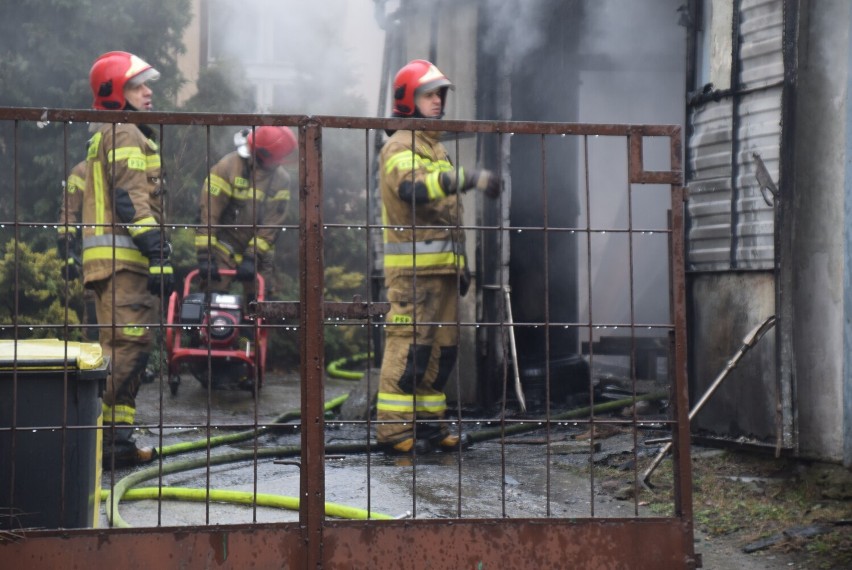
left=377, top=60, right=501, bottom=455
left=56, top=159, right=98, bottom=342
left=195, top=126, right=295, bottom=303
left=83, top=51, right=173, bottom=468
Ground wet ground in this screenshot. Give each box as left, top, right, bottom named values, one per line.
left=100, top=370, right=803, bottom=568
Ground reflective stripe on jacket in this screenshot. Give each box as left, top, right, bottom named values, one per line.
left=57, top=160, right=87, bottom=238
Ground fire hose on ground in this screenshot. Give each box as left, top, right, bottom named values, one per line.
left=104, top=386, right=666, bottom=527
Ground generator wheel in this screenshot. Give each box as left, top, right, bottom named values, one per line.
left=168, top=374, right=181, bottom=396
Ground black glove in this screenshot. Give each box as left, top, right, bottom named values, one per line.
left=459, top=265, right=471, bottom=297
left=464, top=169, right=501, bottom=199
left=235, top=255, right=256, bottom=282
left=147, top=257, right=175, bottom=297
left=197, top=252, right=221, bottom=282
left=57, top=235, right=81, bottom=281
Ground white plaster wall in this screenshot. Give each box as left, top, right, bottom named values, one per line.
left=792, top=0, right=850, bottom=460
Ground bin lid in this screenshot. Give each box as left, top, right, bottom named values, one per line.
left=0, top=340, right=105, bottom=371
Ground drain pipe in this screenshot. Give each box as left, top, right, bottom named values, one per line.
left=641, top=315, right=777, bottom=486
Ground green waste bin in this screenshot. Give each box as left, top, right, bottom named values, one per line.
left=0, top=340, right=107, bottom=530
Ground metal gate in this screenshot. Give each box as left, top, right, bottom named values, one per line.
left=0, top=107, right=694, bottom=568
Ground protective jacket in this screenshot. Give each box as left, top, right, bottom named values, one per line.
left=82, top=122, right=165, bottom=284
left=379, top=129, right=466, bottom=279
left=196, top=152, right=291, bottom=264
left=57, top=160, right=86, bottom=238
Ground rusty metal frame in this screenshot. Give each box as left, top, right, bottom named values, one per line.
left=0, top=108, right=693, bottom=568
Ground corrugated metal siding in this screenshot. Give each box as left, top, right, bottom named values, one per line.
left=687, top=102, right=734, bottom=270
left=687, top=0, right=783, bottom=271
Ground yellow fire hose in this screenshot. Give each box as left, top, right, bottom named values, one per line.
left=100, top=487, right=393, bottom=521
left=105, top=357, right=667, bottom=528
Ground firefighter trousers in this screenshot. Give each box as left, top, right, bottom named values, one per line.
left=91, top=270, right=155, bottom=426
left=377, top=273, right=459, bottom=444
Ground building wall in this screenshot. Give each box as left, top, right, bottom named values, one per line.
left=686, top=0, right=788, bottom=447
left=686, top=0, right=852, bottom=461
left=176, top=0, right=202, bottom=105
left=793, top=0, right=850, bottom=462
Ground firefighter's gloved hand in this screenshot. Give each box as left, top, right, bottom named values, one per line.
left=56, top=235, right=81, bottom=281
left=147, top=257, right=175, bottom=297
left=197, top=252, right=221, bottom=282
left=464, top=169, right=501, bottom=199
left=236, top=256, right=256, bottom=282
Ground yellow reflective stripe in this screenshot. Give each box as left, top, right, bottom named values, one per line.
left=102, top=403, right=135, bottom=424
left=82, top=246, right=148, bottom=265
left=376, top=393, right=447, bottom=413
left=92, top=162, right=107, bottom=235
left=385, top=151, right=422, bottom=174
left=127, top=216, right=157, bottom=238
left=207, top=173, right=232, bottom=197
left=109, top=146, right=148, bottom=171
left=269, top=189, right=291, bottom=201
left=233, top=187, right=265, bottom=201
left=424, top=171, right=447, bottom=199
left=385, top=153, right=454, bottom=174
left=411, top=393, right=447, bottom=413
left=108, top=147, right=160, bottom=170
left=381, top=205, right=389, bottom=245
left=123, top=326, right=146, bottom=337
left=87, top=133, right=106, bottom=235
left=377, top=393, right=415, bottom=413
left=87, top=132, right=101, bottom=160
left=391, top=315, right=412, bottom=324
left=383, top=251, right=461, bottom=269
left=248, top=237, right=272, bottom=253
left=149, top=265, right=173, bottom=275
left=57, top=226, right=78, bottom=236
left=67, top=173, right=86, bottom=193
left=195, top=235, right=218, bottom=248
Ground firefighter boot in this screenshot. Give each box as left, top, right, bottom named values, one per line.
left=379, top=437, right=434, bottom=457
left=418, top=423, right=472, bottom=453
left=102, top=424, right=158, bottom=469
left=435, top=432, right=471, bottom=452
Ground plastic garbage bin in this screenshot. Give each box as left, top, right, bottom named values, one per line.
left=0, top=339, right=107, bottom=530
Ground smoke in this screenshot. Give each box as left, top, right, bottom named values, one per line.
left=576, top=0, right=685, bottom=327
left=582, top=0, right=684, bottom=64
left=207, top=0, right=384, bottom=115
left=479, top=0, right=549, bottom=70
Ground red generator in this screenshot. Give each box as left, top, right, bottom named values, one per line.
left=165, top=269, right=267, bottom=396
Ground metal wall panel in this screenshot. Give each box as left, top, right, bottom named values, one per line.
left=687, top=101, right=734, bottom=270
left=687, top=0, right=783, bottom=271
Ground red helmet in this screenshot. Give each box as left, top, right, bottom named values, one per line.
left=236, top=126, right=297, bottom=169
left=392, top=59, right=453, bottom=118
left=89, top=51, right=160, bottom=110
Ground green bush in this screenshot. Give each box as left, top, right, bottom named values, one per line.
left=0, top=240, right=83, bottom=340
